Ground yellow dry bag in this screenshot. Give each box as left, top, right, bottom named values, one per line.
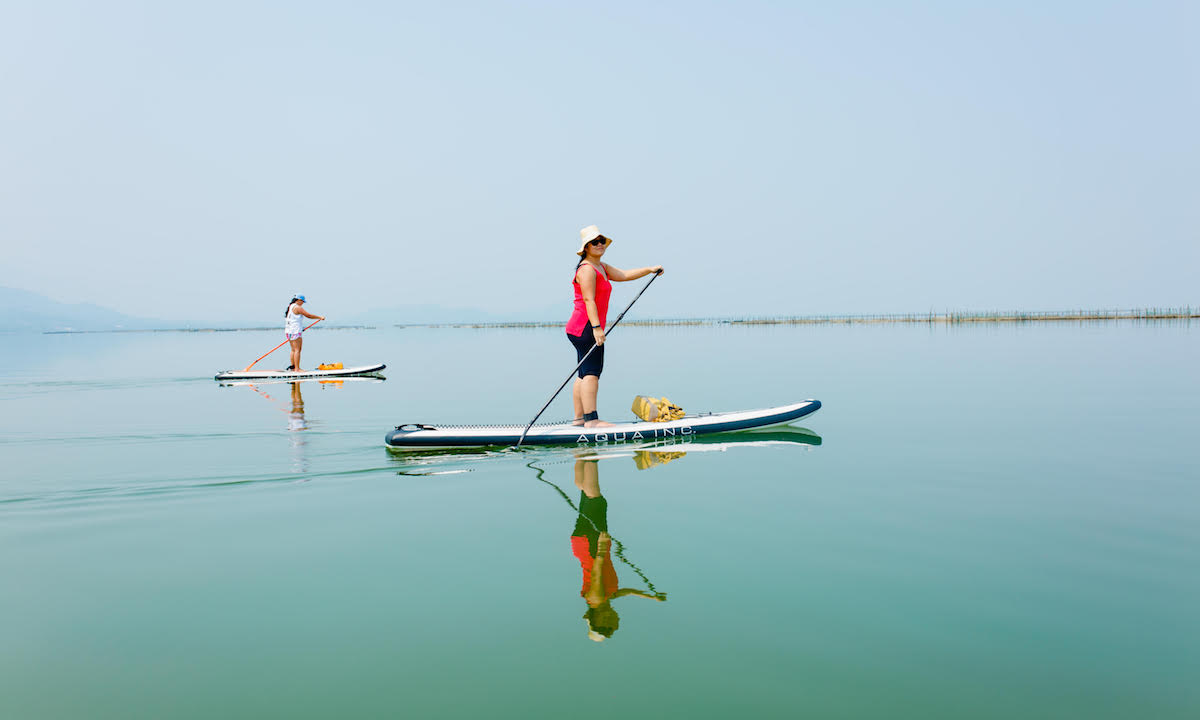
left=631, top=396, right=685, bottom=422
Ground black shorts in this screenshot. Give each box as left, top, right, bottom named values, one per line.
left=567, top=331, right=604, bottom=379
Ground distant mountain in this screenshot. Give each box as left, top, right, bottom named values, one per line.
left=0, top=286, right=167, bottom=332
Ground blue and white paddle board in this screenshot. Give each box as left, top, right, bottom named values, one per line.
left=384, top=399, right=821, bottom=450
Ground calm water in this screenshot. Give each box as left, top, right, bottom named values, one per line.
left=1, top=322, right=1197, bottom=718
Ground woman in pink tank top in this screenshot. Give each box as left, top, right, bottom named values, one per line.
left=567, top=225, right=663, bottom=428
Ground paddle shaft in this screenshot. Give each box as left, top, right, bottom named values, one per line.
left=514, top=270, right=662, bottom=448
left=244, top=318, right=322, bottom=371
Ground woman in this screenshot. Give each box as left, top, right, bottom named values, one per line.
left=284, top=294, right=325, bottom=371
left=566, top=225, right=662, bottom=428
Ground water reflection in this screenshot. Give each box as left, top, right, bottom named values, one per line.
left=631, top=448, right=686, bottom=470
left=222, top=378, right=379, bottom=474
left=220, top=376, right=384, bottom=438
left=532, top=454, right=668, bottom=642
left=573, top=455, right=668, bottom=641
left=232, top=380, right=315, bottom=434
left=287, top=382, right=307, bottom=432
left=286, top=382, right=308, bottom=472
left=629, top=426, right=821, bottom=454
left=237, top=381, right=312, bottom=472
left=395, top=427, right=821, bottom=641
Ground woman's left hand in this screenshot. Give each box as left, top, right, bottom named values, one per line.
left=650, top=265, right=664, bottom=276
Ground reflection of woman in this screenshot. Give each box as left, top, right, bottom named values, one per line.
left=284, top=294, right=325, bottom=371
left=571, top=457, right=665, bottom=642
left=566, top=226, right=662, bottom=428
left=287, top=381, right=309, bottom=473
left=287, top=382, right=306, bottom=432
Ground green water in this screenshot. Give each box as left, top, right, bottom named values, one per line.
left=1, top=323, right=1196, bottom=718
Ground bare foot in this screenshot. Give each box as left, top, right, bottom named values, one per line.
left=584, top=419, right=614, bottom=428
left=571, top=418, right=585, bottom=426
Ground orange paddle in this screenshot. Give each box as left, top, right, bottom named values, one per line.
left=243, top=318, right=322, bottom=371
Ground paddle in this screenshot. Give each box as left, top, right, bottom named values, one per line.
left=513, top=270, right=662, bottom=449
left=243, top=318, right=322, bottom=371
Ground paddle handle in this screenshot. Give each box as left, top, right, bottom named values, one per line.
left=243, top=318, right=322, bottom=371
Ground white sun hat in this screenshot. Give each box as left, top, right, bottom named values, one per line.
left=577, top=225, right=614, bottom=256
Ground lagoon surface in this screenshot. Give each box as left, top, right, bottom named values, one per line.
left=1, top=322, right=1197, bottom=718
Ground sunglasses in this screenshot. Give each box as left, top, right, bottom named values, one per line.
left=588, top=238, right=606, bottom=247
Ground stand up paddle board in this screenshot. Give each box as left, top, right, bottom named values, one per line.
left=385, top=399, right=820, bottom=450
left=214, top=363, right=386, bottom=381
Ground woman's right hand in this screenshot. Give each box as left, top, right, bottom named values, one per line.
left=593, top=327, right=606, bottom=346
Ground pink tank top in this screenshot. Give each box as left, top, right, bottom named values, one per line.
left=566, top=263, right=611, bottom=337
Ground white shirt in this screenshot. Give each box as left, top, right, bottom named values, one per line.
left=285, top=304, right=303, bottom=334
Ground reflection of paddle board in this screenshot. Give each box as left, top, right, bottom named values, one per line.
left=218, top=376, right=386, bottom=387
left=639, top=425, right=822, bottom=449
left=385, top=400, right=821, bottom=450
left=214, top=363, right=386, bottom=381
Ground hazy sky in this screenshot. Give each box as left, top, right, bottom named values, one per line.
left=2, top=1, right=1196, bottom=323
